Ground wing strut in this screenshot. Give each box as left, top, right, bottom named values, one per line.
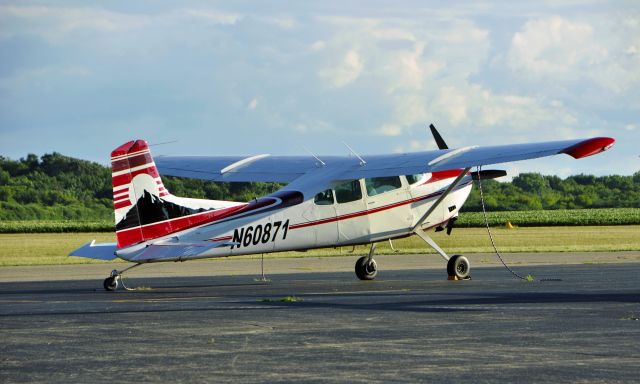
left=411, top=167, right=471, bottom=233
left=414, top=230, right=451, bottom=261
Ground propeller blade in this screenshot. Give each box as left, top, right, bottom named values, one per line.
left=429, top=124, right=449, bottom=150
left=446, top=217, right=457, bottom=236
left=472, top=169, right=507, bottom=180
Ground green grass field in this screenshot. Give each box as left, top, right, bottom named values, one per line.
left=1, top=226, right=638, bottom=267
left=1, top=208, right=638, bottom=233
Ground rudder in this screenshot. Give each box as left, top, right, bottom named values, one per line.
left=111, top=140, right=172, bottom=248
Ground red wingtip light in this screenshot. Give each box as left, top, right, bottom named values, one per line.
left=561, top=137, right=615, bottom=159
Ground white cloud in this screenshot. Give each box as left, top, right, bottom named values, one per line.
left=247, top=98, right=258, bottom=110
left=261, top=14, right=297, bottom=29
left=434, top=86, right=469, bottom=126
left=182, top=9, right=242, bottom=25
left=319, top=49, right=363, bottom=88
left=0, top=5, right=241, bottom=42
left=0, top=5, right=148, bottom=40
left=506, top=15, right=640, bottom=93
left=508, top=16, right=601, bottom=74
left=377, top=124, right=402, bottom=136
left=310, top=41, right=326, bottom=51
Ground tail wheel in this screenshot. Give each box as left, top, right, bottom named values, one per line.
left=355, top=256, right=378, bottom=280
left=447, top=255, right=470, bottom=279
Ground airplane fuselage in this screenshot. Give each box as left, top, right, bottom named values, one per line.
left=115, top=171, right=472, bottom=262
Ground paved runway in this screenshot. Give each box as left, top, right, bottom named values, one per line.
left=1, top=259, right=639, bottom=383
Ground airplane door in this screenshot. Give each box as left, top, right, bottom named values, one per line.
left=299, top=189, right=338, bottom=248
left=363, top=176, right=411, bottom=240
left=333, top=179, right=370, bottom=245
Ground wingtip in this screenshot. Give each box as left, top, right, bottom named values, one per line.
left=561, top=137, right=615, bottom=159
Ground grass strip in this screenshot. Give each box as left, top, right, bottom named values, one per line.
left=1, top=226, right=638, bottom=266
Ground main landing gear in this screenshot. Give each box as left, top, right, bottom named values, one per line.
left=415, top=229, right=471, bottom=280
left=355, top=243, right=378, bottom=280
left=103, top=263, right=142, bottom=291
left=447, top=254, right=471, bottom=280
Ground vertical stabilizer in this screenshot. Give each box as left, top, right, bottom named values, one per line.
left=110, top=140, right=246, bottom=249
left=111, top=140, right=172, bottom=248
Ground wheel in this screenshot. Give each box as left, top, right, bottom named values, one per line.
left=355, top=256, right=378, bottom=280
left=103, top=276, right=119, bottom=291
left=447, top=255, right=470, bottom=279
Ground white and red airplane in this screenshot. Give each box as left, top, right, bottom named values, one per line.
left=70, top=125, right=615, bottom=290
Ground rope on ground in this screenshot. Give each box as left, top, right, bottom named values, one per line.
left=475, top=165, right=561, bottom=282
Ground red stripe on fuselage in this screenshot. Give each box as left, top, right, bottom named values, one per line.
left=116, top=204, right=249, bottom=248
left=209, top=236, right=232, bottom=242
left=289, top=181, right=471, bottom=230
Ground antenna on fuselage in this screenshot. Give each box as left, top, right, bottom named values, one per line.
left=302, top=146, right=326, bottom=167
left=149, top=140, right=179, bottom=147
left=429, top=124, right=449, bottom=150
left=342, top=142, right=366, bottom=166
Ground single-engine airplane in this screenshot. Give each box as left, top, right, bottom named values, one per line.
left=70, top=125, right=615, bottom=290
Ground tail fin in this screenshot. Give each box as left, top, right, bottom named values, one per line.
left=111, top=140, right=171, bottom=248
left=110, top=140, right=244, bottom=249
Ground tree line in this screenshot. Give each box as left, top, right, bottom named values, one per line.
left=0, top=152, right=638, bottom=221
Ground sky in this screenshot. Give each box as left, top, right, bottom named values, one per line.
left=0, top=0, right=638, bottom=178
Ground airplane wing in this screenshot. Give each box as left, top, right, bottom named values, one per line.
left=155, top=155, right=324, bottom=182
left=338, top=137, right=615, bottom=179
left=155, top=137, right=614, bottom=183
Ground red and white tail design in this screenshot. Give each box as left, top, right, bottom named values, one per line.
left=110, top=140, right=245, bottom=249
left=111, top=140, right=169, bottom=215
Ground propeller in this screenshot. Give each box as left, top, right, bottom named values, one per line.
left=446, top=217, right=456, bottom=235
left=429, top=124, right=449, bottom=150
left=471, top=169, right=507, bottom=180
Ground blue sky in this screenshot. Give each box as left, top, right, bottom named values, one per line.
left=0, top=0, right=638, bottom=177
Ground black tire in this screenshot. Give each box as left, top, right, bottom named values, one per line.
left=103, top=276, right=119, bottom=291
left=355, top=256, right=378, bottom=280
left=447, top=255, right=470, bottom=279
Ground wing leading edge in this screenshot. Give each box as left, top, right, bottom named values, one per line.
left=155, top=137, right=614, bottom=184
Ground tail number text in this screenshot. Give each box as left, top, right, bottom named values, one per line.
left=231, top=220, right=289, bottom=249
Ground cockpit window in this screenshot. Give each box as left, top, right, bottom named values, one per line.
left=406, top=174, right=423, bottom=185
left=334, top=180, right=362, bottom=203
left=314, top=189, right=334, bottom=205
left=365, top=176, right=402, bottom=196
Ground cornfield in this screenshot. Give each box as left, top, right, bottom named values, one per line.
left=456, top=208, right=640, bottom=227
left=0, top=208, right=638, bottom=233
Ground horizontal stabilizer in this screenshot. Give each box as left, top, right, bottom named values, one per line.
left=125, top=240, right=234, bottom=262
left=69, top=241, right=118, bottom=261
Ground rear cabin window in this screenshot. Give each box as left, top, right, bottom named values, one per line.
left=314, top=189, right=334, bottom=205
left=365, top=176, right=402, bottom=196
left=405, top=174, right=423, bottom=185
left=334, top=180, right=362, bottom=203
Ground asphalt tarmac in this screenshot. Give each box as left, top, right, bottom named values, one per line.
left=1, top=257, right=639, bottom=383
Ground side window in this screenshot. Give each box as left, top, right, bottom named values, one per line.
left=365, top=176, right=402, bottom=196
left=406, top=174, right=423, bottom=185
left=334, top=180, right=362, bottom=204
left=314, top=189, right=334, bottom=205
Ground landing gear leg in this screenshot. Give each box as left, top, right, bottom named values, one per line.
left=103, top=263, right=142, bottom=291
left=355, top=243, right=378, bottom=280
left=414, top=230, right=471, bottom=280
